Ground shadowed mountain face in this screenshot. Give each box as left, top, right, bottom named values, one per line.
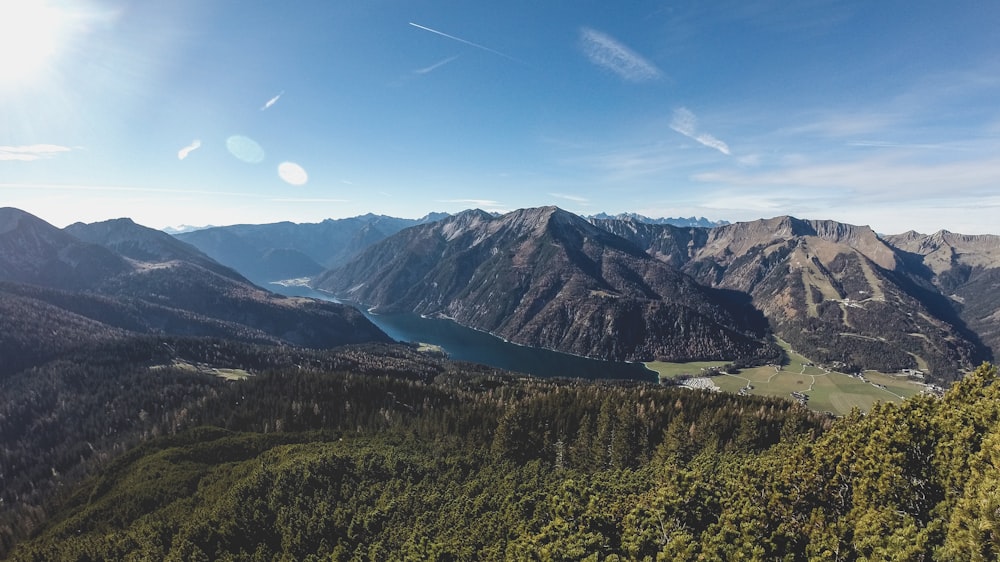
left=598, top=216, right=991, bottom=379
left=175, top=213, right=449, bottom=285
left=65, top=218, right=249, bottom=283
left=0, top=208, right=391, bottom=375
left=314, top=207, right=779, bottom=364
left=0, top=207, right=133, bottom=290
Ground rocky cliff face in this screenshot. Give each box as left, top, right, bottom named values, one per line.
left=884, top=230, right=1000, bottom=363
left=315, top=207, right=778, bottom=364
left=593, top=216, right=986, bottom=378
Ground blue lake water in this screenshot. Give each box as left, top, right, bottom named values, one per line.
left=272, top=284, right=656, bottom=382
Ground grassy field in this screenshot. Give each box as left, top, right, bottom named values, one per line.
left=645, top=340, right=926, bottom=415
left=151, top=360, right=252, bottom=381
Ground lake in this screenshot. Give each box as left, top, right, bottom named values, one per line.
left=272, top=284, right=656, bottom=382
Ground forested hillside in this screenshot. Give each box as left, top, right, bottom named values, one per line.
left=6, top=340, right=1000, bottom=559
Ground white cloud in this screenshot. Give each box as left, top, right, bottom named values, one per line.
left=778, top=112, right=897, bottom=138
left=579, top=27, right=661, bottom=83
left=0, top=182, right=252, bottom=198
left=270, top=198, right=348, bottom=203
left=177, top=139, right=201, bottom=160
left=0, top=144, right=71, bottom=161
left=845, top=140, right=958, bottom=150
left=439, top=198, right=502, bottom=206
left=549, top=192, right=589, bottom=204
left=692, top=154, right=1000, bottom=196
left=670, top=108, right=731, bottom=155
left=686, top=153, right=1000, bottom=234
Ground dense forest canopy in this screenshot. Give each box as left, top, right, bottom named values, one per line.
left=2, top=334, right=999, bottom=560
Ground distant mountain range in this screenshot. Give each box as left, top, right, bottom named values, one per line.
left=588, top=212, right=729, bottom=228
left=296, top=208, right=993, bottom=381
left=4, top=205, right=997, bottom=382
left=0, top=208, right=390, bottom=376
left=173, top=212, right=723, bottom=285
left=175, top=213, right=449, bottom=285
left=161, top=224, right=217, bottom=235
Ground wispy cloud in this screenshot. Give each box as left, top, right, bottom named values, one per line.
left=569, top=143, right=684, bottom=181
left=779, top=112, right=897, bottom=138
left=414, top=55, right=460, bottom=75
left=549, top=192, right=590, bottom=204
left=579, top=27, right=661, bottom=82
left=409, top=22, right=521, bottom=63
left=670, top=108, right=731, bottom=155
left=261, top=91, right=284, bottom=111
left=692, top=154, right=1000, bottom=196
left=270, top=198, right=348, bottom=203
left=0, top=144, right=71, bottom=161
left=0, top=182, right=252, bottom=198
left=845, top=140, right=959, bottom=150
left=177, top=140, right=201, bottom=160
left=438, top=198, right=504, bottom=208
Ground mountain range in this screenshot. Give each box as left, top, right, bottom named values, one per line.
left=2, top=204, right=999, bottom=559
left=175, top=212, right=449, bottom=284
left=593, top=215, right=989, bottom=378
left=302, top=208, right=995, bottom=381
left=0, top=207, right=390, bottom=376
left=4, top=205, right=998, bottom=383
left=588, top=212, right=729, bottom=228
left=174, top=212, right=726, bottom=285
left=314, top=207, right=776, bottom=365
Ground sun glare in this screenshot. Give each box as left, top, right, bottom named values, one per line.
left=0, top=2, right=71, bottom=89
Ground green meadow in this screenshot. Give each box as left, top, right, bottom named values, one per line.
left=646, top=340, right=926, bottom=415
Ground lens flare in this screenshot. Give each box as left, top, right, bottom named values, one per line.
left=226, top=135, right=266, bottom=164
left=0, top=1, right=73, bottom=89
left=278, top=162, right=308, bottom=185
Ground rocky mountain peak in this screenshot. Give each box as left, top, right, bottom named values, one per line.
left=438, top=208, right=495, bottom=242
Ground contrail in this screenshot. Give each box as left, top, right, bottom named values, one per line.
left=261, top=90, right=284, bottom=111
left=414, top=55, right=460, bottom=75
left=409, top=22, right=521, bottom=63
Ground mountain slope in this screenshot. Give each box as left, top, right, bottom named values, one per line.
left=0, top=285, right=128, bottom=376
left=0, top=207, right=133, bottom=289
left=595, top=216, right=984, bottom=379
left=886, top=230, right=1000, bottom=360
left=0, top=209, right=391, bottom=369
left=315, top=207, right=777, bottom=363
left=64, top=218, right=248, bottom=283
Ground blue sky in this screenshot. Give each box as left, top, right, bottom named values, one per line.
left=2, top=1, right=999, bottom=234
